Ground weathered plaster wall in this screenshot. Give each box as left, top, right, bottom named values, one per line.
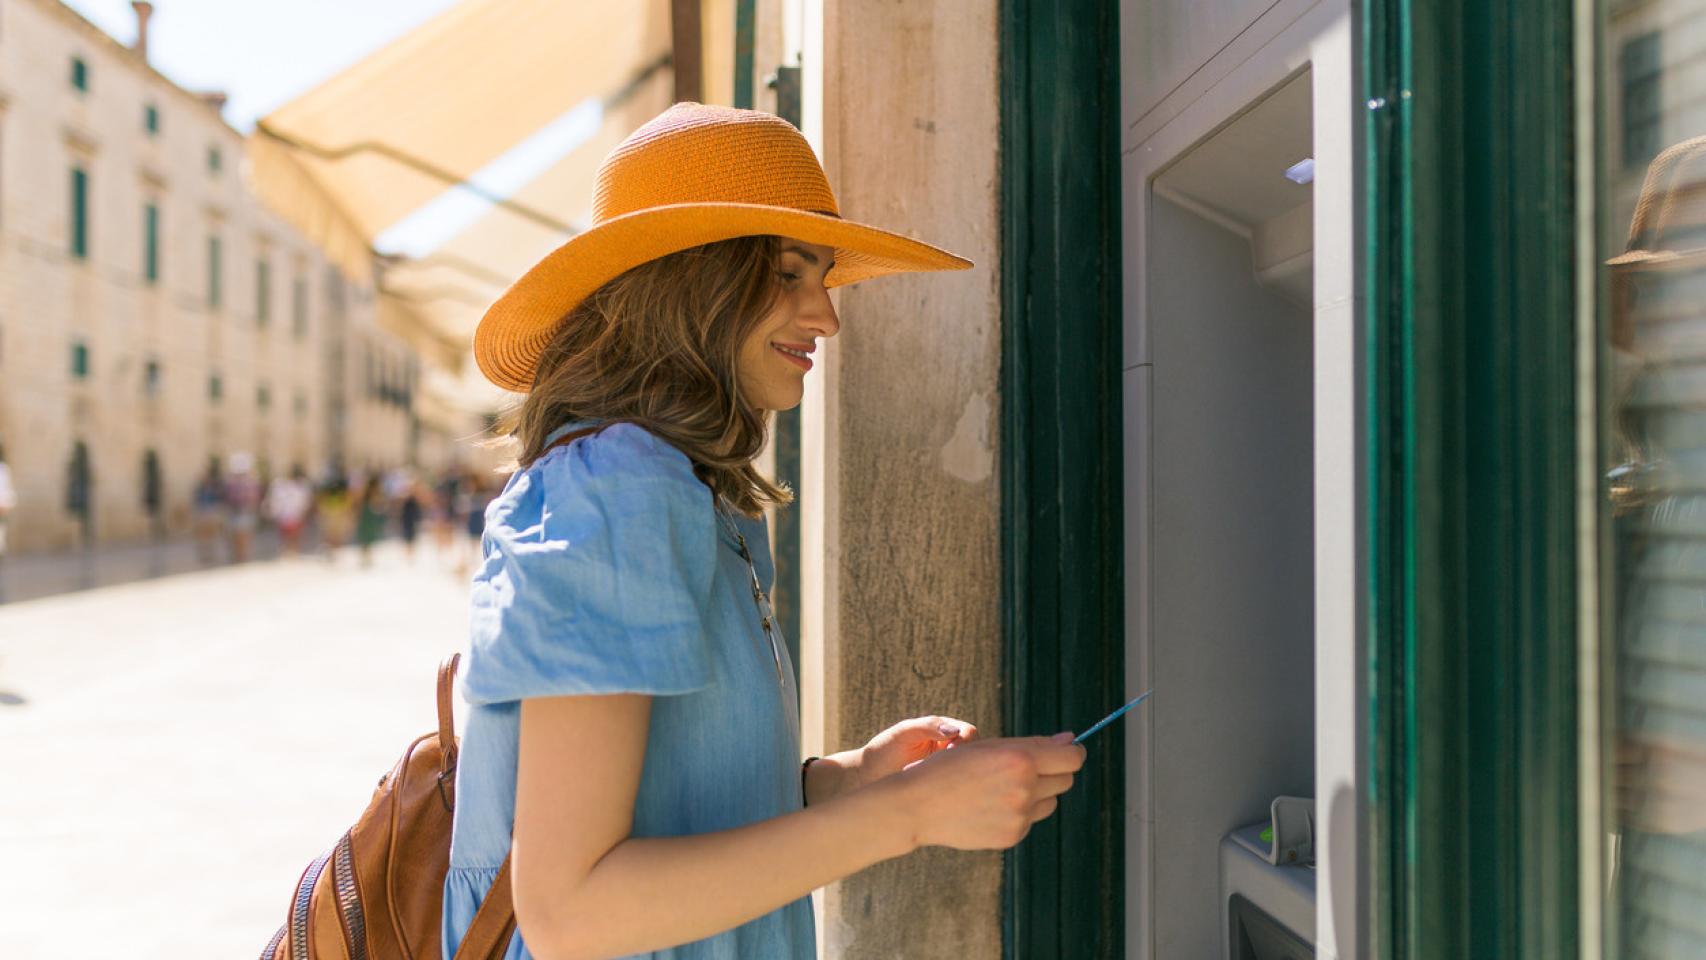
left=809, top=0, right=1005, bottom=956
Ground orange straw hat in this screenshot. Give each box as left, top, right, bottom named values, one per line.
left=1608, top=134, right=1706, bottom=273
left=474, top=102, right=974, bottom=392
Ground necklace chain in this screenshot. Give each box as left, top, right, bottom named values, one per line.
left=716, top=506, right=785, bottom=688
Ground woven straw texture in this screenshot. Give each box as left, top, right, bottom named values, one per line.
left=474, top=102, right=973, bottom=393
left=1610, top=134, right=1706, bottom=271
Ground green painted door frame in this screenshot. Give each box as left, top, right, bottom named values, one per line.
left=999, top=1, right=1126, bottom=957
left=1363, top=0, right=1583, bottom=956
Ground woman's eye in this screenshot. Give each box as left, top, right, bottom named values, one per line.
left=779, top=272, right=800, bottom=283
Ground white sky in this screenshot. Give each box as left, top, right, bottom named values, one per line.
left=60, top=0, right=466, bottom=132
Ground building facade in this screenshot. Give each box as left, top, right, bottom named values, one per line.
left=0, top=0, right=433, bottom=552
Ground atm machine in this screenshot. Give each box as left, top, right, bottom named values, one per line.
left=1121, top=6, right=1361, bottom=959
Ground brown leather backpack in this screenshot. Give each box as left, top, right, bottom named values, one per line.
left=260, top=654, right=516, bottom=960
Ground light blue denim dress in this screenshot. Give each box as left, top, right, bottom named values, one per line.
left=441, top=421, right=813, bottom=960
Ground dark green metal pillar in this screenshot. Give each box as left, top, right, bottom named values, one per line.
left=1000, top=1, right=1126, bottom=956
left=1364, top=0, right=1582, bottom=956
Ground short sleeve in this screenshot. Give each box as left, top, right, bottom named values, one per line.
left=462, top=423, right=717, bottom=704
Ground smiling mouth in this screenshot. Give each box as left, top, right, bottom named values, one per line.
left=772, top=341, right=814, bottom=371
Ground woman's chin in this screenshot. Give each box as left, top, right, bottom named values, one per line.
left=757, top=386, right=806, bottom=413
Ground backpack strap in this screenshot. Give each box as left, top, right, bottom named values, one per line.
left=453, top=855, right=516, bottom=960
left=437, top=654, right=460, bottom=780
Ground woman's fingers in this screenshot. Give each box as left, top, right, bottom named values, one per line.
left=1035, top=772, right=1076, bottom=799
left=929, top=715, right=976, bottom=743
left=1025, top=738, right=1088, bottom=775
left=1029, top=796, right=1059, bottom=823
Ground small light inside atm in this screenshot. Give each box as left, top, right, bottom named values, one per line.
left=1284, top=158, right=1316, bottom=185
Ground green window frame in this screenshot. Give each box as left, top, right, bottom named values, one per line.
left=292, top=274, right=308, bottom=339
left=70, top=167, right=89, bottom=260
left=143, top=203, right=160, bottom=284
left=208, top=373, right=222, bottom=402
left=207, top=235, right=222, bottom=309
left=144, top=104, right=160, bottom=135
left=1364, top=0, right=1581, bottom=956
left=1000, top=0, right=1126, bottom=956
left=70, top=341, right=89, bottom=379
left=70, top=56, right=88, bottom=92
left=257, top=382, right=271, bottom=411
left=208, top=146, right=222, bottom=175
left=256, top=258, right=271, bottom=326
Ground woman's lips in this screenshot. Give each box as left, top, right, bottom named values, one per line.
left=773, top=342, right=814, bottom=372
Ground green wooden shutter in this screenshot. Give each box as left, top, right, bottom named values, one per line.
left=144, top=203, right=159, bottom=284
left=208, top=235, right=222, bottom=308
left=70, top=167, right=89, bottom=259
left=257, top=259, right=271, bottom=326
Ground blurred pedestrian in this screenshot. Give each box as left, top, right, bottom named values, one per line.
left=267, top=465, right=314, bottom=557
left=430, top=467, right=462, bottom=567
left=192, top=460, right=226, bottom=564
left=224, top=453, right=262, bottom=563
left=454, top=469, right=495, bottom=579
left=354, top=474, right=387, bottom=568
left=315, top=466, right=353, bottom=559
left=0, top=442, right=15, bottom=565
left=398, top=478, right=425, bottom=563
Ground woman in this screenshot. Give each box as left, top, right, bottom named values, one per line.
left=266, top=465, right=314, bottom=557
left=354, top=473, right=387, bottom=568
left=398, top=476, right=425, bottom=562
left=0, top=442, right=14, bottom=565
left=192, top=460, right=225, bottom=564
left=445, top=103, right=1085, bottom=960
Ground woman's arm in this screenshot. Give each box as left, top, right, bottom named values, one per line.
left=512, top=693, right=1081, bottom=960
left=802, top=749, right=862, bottom=804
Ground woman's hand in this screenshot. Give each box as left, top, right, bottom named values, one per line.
left=880, top=733, right=1087, bottom=851
left=805, top=716, right=977, bottom=805
left=858, top=715, right=978, bottom=785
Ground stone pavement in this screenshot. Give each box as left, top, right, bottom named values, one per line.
left=0, top=541, right=475, bottom=958
left=0, top=529, right=292, bottom=606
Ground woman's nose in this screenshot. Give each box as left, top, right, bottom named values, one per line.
left=801, top=287, right=840, bottom=339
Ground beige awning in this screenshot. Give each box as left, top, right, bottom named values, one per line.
left=372, top=70, right=675, bottom=358
left=248, top=0, right=675, bottom=374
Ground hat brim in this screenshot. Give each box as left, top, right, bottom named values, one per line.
left=474, top=203, right=974, bottom=392
left=1607, top=245, right=1706, bottom=271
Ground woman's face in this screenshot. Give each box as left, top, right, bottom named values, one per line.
left=738, top=238, right=840, bottom=411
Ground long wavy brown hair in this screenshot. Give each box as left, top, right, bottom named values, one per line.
left=492, top=235, right=792, bottom=517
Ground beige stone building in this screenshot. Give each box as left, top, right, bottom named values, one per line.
left=0, top=0, right=457, bottom=553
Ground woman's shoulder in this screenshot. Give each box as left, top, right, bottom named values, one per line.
left=496, top=422, right=711, bottom=529
left=534, top=421, right=696, bottom=483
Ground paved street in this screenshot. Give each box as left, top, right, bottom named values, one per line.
left=0, top=531, right=293, bottom=606
left=0, top=542, right=475, bottom=958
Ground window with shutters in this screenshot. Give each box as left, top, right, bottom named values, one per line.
left=143, top=203, right=159, bottom=284
left=70, top=167, right=89, bottom=259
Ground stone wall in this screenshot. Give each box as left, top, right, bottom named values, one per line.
left=807, top=1, right=1005, bottom=955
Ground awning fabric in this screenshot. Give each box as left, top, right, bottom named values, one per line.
left=248, top=0, right=676, bottom=385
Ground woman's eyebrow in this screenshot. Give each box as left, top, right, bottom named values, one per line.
left=782, top=245, right=834, bottom=270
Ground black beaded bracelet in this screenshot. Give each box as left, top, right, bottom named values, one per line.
left=801, top=756, right=821, bottom=806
